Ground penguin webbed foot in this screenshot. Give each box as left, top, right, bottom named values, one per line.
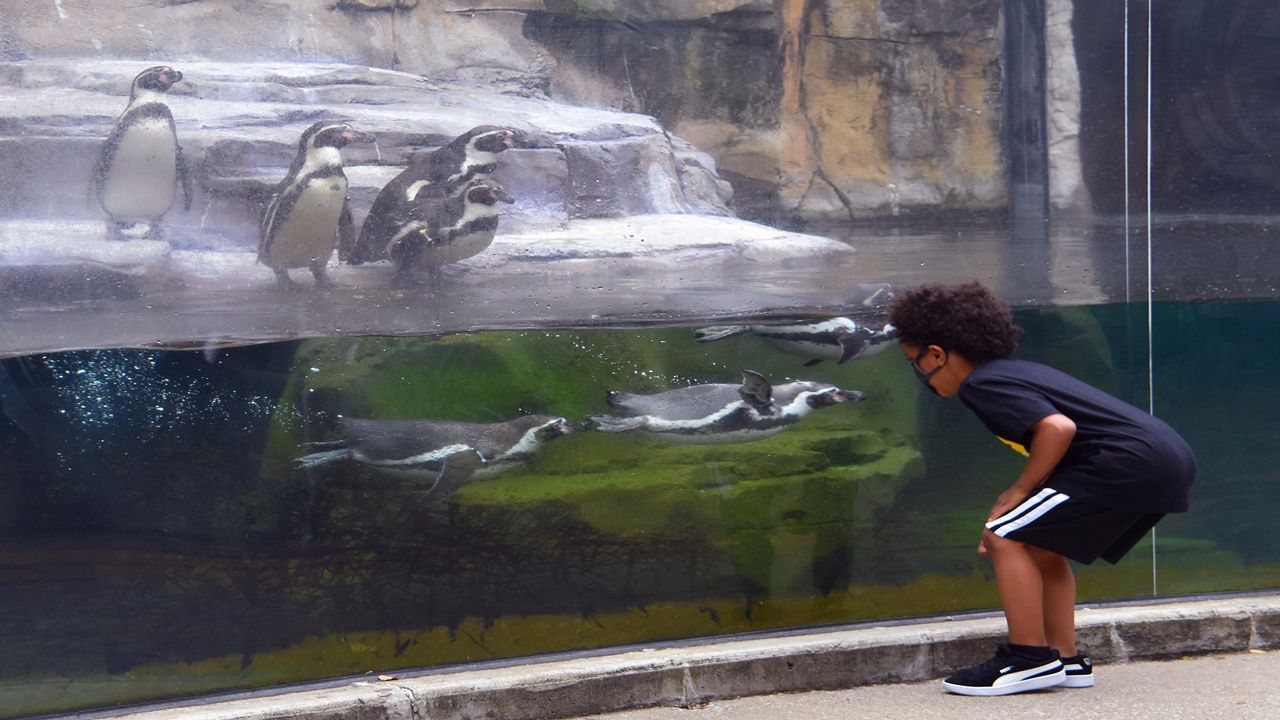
left=292, top=448, right=348, bottom=472
left=107, top=221, right=133, bottom=242
left=272, top=269, right=303, bottom=291
left=391, top=265, right=425, bottom=289
left=693, top=325, right=748, bottom=343
left=583, top=414, right=646, bottom=433
left=310, top=265, right=346, bottom=289
left=142, top=222, right=166, bottom=242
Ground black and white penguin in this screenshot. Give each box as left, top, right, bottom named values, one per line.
left=585, top=370, right=865, bottom=444
left=694, top=318, right=898, bottom=367
left=258, top=121, right=375, bottom=288
left=293, top=414, right=571, bottom=503
left=379, top=178, right=515, bottom=286
left=92, top=65, right=193, bottom=241
left=349, top=126, right=518, bottom=266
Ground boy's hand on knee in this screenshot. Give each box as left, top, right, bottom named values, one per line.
left=988, top=485, right=1029, bottom=522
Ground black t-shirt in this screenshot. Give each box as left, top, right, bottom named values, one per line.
left=958, top=359, right=1195, bottom=513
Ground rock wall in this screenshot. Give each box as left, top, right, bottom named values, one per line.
left=2, top=0, right=1023, bottom=223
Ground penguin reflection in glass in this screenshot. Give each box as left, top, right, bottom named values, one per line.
left=92, top=66, right=193, bottom=241
left=348, top=126, right=519, bottom=284
left=695, top=318, right=898, bottom=367
left=258, top=122, right=375, bottom=289
left=293, top=415, right=571, bottom=504
left=585, top=370, right=865, bottom=444
left=694, top=284, right=898, bottom=367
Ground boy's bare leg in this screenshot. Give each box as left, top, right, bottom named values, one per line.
left=1029, top=545, right=1078, bottom=656
left=982, top=529, right=1048, bottom=647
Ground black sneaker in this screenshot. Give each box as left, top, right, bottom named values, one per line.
left=1060, top=653, right=1094, bottom=688
left=942, top=643, right=1066, bottom=696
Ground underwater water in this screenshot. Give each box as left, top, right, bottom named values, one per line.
left=0, top=301, right=1278, bottom=717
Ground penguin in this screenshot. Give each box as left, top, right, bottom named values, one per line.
left=694, top=318, right=898, bottom=367
left=293, top=414, right=571, bottom=504
left=258, top=121, right=375, bottom=288
left=584, top=370, right=865, bottom=444
left=348, top=126, right=518, bottom=266
left=92, top=65, right=193, bottom=241
left=380, top=178, right=515, bottom=287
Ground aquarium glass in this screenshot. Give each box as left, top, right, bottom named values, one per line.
left=0, top=0, right=1277, bottom=716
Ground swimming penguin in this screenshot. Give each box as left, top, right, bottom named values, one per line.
left=258, top=121, right=375, bottom=288
left=92, top=65, right=193, bottom=241
left=293, top=415, right=571, bottom=503
left=585, top=370, right=865, bottom=444
left=349, top=126, right=518, bottom=266
left=380, top=178, right=515, bottom=287
left=694, top=318, right=898, bottom=367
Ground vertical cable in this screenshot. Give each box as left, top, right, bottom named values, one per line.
left=1124, top=0, right=1131, bottom=304
left=1146, top=0, right=1158, bottom=597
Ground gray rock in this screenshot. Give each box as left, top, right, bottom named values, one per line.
left=561, top=136, right=691, bottom=218
left=337, top=0, right=419, bottom=9
left=0, top=60, right=734, bottom=246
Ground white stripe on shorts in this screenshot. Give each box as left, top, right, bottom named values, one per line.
left=986, top=487, right=1072, bottom=537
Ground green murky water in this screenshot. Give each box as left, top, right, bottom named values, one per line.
left=1, top=302, right=1277, bottom=716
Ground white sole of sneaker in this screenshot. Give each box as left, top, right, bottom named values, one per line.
left=942, top=668, right=1066, bottom=697
left=1061, top=675, right=1095, bottom=688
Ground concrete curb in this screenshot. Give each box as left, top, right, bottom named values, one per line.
left=96, top=594, right=1280, bottom=720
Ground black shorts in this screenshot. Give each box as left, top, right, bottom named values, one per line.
left=984, top=487, right=1164, bottom=565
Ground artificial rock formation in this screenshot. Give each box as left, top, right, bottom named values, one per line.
left=3, top=0, right=1020, bottom=222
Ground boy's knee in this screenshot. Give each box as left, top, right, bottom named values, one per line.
left=981, top=528, right=1017, bottom=555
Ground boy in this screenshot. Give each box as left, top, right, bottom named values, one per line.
left=888, top=282, right=1195, bottom=696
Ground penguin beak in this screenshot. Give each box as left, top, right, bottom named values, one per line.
left=808, top=388, right=866, bottom=407
left=836, top=389, right=867, bottom=403
left=492, top=185, right=515, bottom=204
left=546, top=418, right=572, bottom=438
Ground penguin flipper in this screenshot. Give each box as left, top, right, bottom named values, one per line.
left=176, top=144, right=194, bottom=212
left=258, top=192, right=284, bottom=261
left=91, top=121, right=128, bottom=209
left=836, top=332, right=872, bottom=364
left=420, top=445, right=485, bottom=505
left=694, top=325, right=749, bottom=343
left=337, top=199, right=357, bottom=261
left=738, top=370, right=773, bottom=410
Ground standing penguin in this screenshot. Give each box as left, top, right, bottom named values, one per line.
left=258, top=122, right=374, bottom=288
left=349, top=126, right=518, bottom=266
left=92, top=65, right=193, bottom=241
left=380, top=178, right=515, bottom=287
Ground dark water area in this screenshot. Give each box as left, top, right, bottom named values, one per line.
left=1, top=301, right=1278, bottom=716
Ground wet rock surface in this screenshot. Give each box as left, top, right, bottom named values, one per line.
left=0, top=60, right=805, bottom=357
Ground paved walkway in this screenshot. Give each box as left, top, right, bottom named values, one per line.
left=583, top=650, right=1280, bottom=720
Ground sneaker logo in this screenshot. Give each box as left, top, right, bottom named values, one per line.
left=998, top=665, right=1015, bottom=675
left=1083, top=658, right=1092, bottom=667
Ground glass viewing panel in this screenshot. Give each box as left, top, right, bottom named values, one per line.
left=0, top=0, right=1276, bottom=716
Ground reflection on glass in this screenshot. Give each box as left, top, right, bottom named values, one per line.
left=2, top=305, right=1276, bottom=716
left=1, top=0, right=1279, bottom=716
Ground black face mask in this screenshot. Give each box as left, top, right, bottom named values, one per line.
left=911, top=348, right=946, bottom=396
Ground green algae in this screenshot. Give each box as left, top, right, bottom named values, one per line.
left=10, top=555, right=1277, bottom=718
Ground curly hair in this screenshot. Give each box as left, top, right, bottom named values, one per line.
left=888, top=282, right=1022, bottom=363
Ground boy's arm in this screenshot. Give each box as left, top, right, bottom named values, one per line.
left=987, top=413, right=1077, bottom=522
